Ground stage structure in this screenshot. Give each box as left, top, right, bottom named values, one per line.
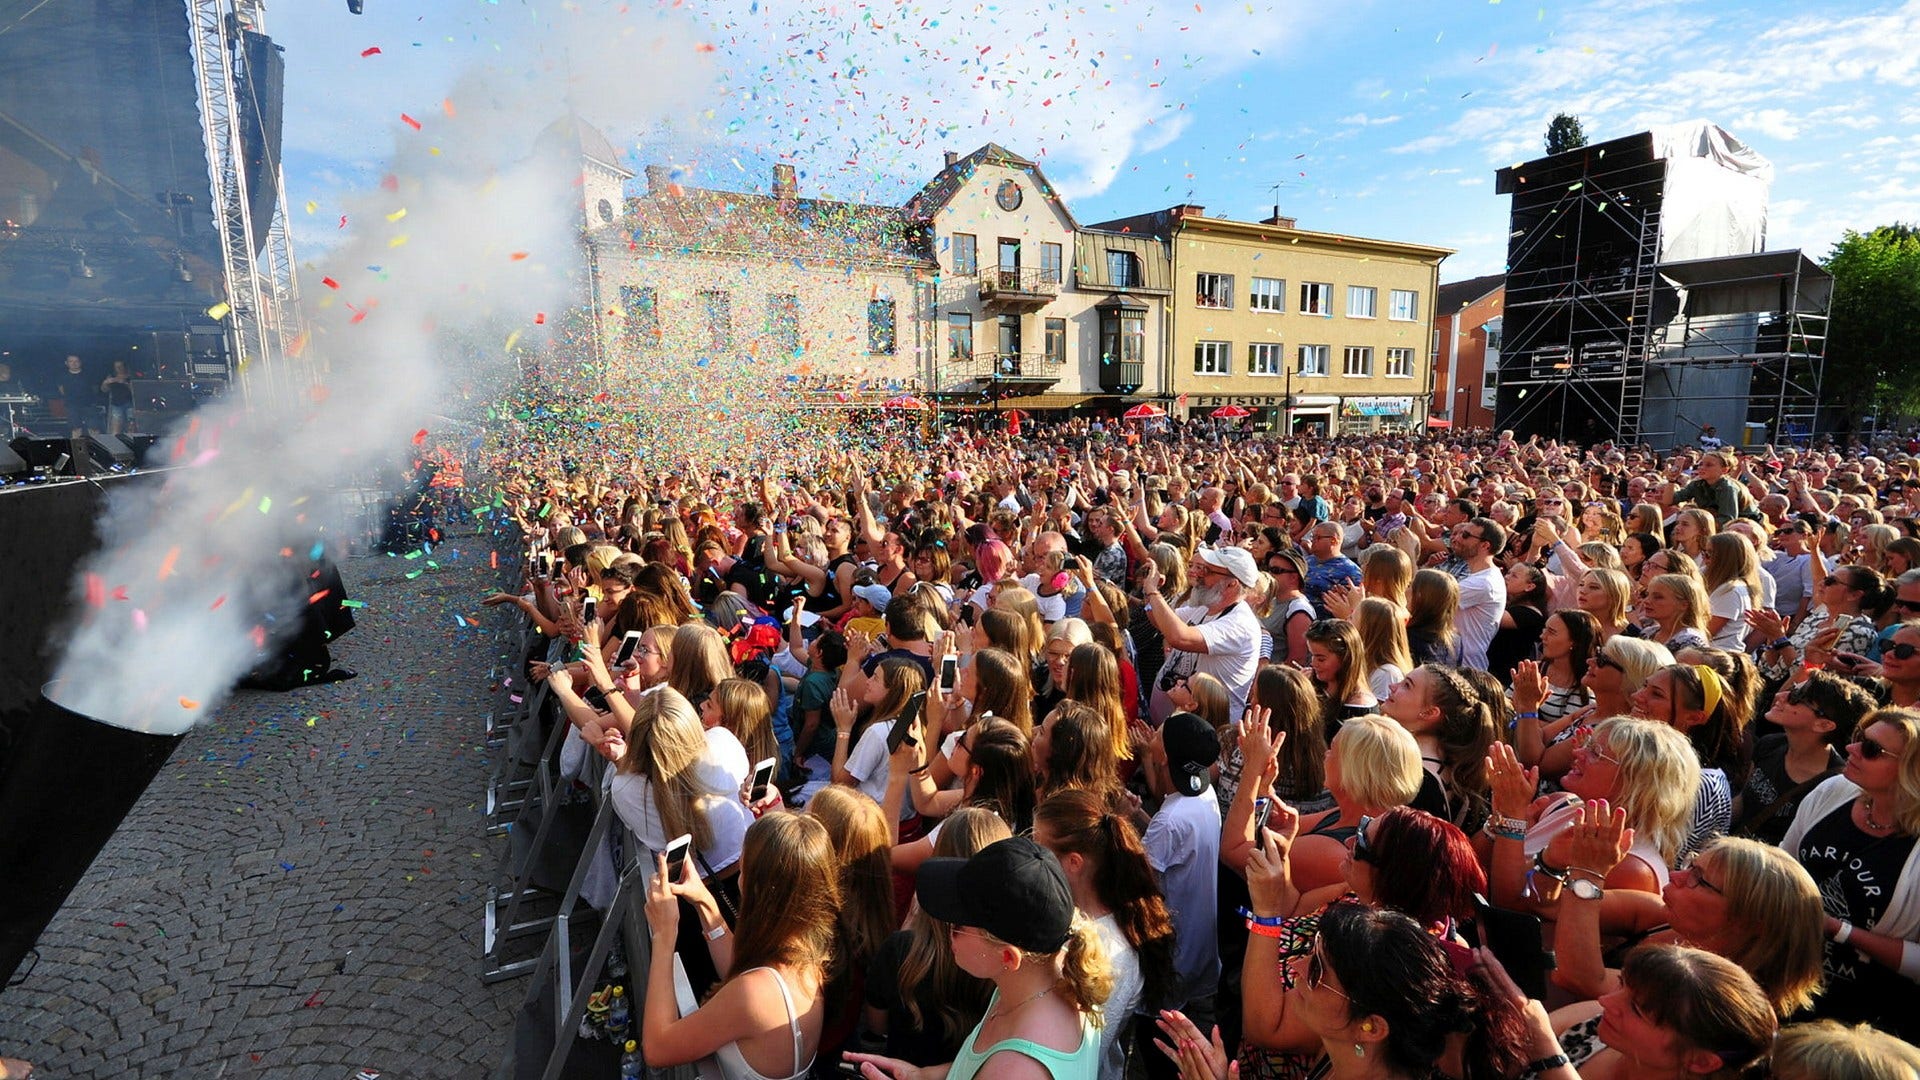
left=1490, top=123, right=1820, bottom=448
left=0, top=0, right=305, bottom=411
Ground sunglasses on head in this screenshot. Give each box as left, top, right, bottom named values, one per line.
left=1350, top=815, right=1376, bottom=864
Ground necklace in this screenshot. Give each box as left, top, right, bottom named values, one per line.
left=986, top=985, right=1053, bottom=1024
left=1862, top=796, right=1897, bottom=833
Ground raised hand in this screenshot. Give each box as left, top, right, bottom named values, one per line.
left=1485, top=741, right=1539, bottom=821
left=830, top=688, right=859, bottom=733
left=1510, top=660, right=1547, bottom=714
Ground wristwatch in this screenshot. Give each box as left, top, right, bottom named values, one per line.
left=1566, top=877, right=1603, bottom=901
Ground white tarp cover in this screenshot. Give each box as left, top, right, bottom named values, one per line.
left=1651, top=121, right=1773, bottom=262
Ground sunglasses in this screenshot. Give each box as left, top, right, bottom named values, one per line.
left=1894, top=599, right=1920, bottom=613
left=1858, top=737, right=1892, bottom=761
left=1350, top=815, right=1376, bottom=864
left=1889, top=642, right=1920, bottom=661
left=1307, top=944, right=1349, bottom=1002
left=1593, top=653, right=1622, bottom=673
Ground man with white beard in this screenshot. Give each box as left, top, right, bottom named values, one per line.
left=1142, top=546, right=1262, bottom=724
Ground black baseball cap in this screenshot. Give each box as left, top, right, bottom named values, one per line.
left=1163, top=711, right=1221, bottom=798
left=915, top=837, right=1076, bottom=953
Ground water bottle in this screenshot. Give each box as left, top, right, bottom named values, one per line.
left=607, top=984, right=630, bottom=1039
left=619, top=1039, right=644, bottom=1079
left=584, top=985, right=611, bottom=1039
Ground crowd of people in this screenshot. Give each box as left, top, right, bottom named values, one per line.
left=487, top=417, right=1920, bottom=1080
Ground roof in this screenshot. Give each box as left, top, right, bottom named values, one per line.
left=1656, top=250, right=1829, bottom=288
left=536, top=113, right=631, bottom=177
left=1074, top=230, right=1172, bottom=293
left=1438, top=273, right=1505, bottom=311
left=1089, top=205, right=1452, bottom=261
left=610, top=186, right=934, bottom=267
left=904, top=143, right=1079, bottom=229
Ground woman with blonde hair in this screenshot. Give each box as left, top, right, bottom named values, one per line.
left=807, top=784, right=898, bottom=1066
left=1128, top=544, right=1188, bottom=711
left=1702, top=531, right=1763, bottom=650
left=979, top=609, right=1040, bottom=691
left=670, top=622, right=735, bottom=706
left=1771, top=1020, right=1920, bottom=1080
left=1542, top=945, right=1778, bottom=1079
left=1035, top=617, right=1094, bottom=720
left=1548, top=831, right=1826, bottom=1019
left=1626, top=501, right=1664, bottom=538
left=641, top=812, right=839, bottom=1079
left=1353, top=596, right=1414, bottom=703
left=865, top=808, right=1010, bottom=1067
left=1285, top=714, right=1425, bottom=892
left=1637, top=573, right=1711, bottom=652
left=1581, top=501, right=1627, bottom=548
left=1860, top=522, right=1901, bottom=576
left=1672, top=507, right=1716, bottom=559
left=1358, top=544, right=1412, bottom=608
left=1405, top=568, right=1463, bottom=667
left=1577, top=568, right=1633, bottom=642
left=847, top=837, right=1112, bottom=1079
left=709, top=676, right=779, bottom=777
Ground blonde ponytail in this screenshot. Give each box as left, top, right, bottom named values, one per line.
left=1055, top=913, right=1114, bottom=1024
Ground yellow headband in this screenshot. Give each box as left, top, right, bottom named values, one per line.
left=1692, top=664, right=1724, bottom=718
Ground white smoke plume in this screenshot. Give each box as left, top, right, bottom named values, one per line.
left=51, top=7, right=715, bottom=735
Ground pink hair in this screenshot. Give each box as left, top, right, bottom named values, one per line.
left=975, top=539, right=1014, bottom=583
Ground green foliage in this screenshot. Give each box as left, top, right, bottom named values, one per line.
left=1824, top=224, right=1920, bottom=420
left=1545, top=113, right=1588, bottom=156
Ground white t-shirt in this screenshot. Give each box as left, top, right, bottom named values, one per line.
left=1144, top=789, right=1222, bottom=1008
left=845, top=718, right=916, bottom=819
left=1368, top=662, right=1406, bottom=705
left=609, top=759, right=752, bottom=875
left=1093, top=913, right=1143, bottom=1080
left=1147, top=600, right=1262, bottom=723
left=1709, top=581, right=1753, bottom=650
left=1455, top=565, right=1507, bottom=670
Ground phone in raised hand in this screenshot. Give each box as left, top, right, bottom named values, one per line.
left=888, top=691, right=928, bottom=753
left=750, top=756, right=778, bottom=803
left=615, top=630, right=643, bottom=666
left=940, top=654, right=959, bottom=693
left=664, top=833, right=693, bottom=883
left=1253, top=796, right=1274, bottom=837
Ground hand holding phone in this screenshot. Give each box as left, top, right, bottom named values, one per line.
left=750, top=756, right=778, bottom=803
left=939, top=654, right=959, bottom=693
left=887, top=691, right=928, bottom=754
left=582, top=596, right=598, bottom=623
left=664, top=833, right=693, bottom=884
left=615, top=630, right=644, bottom=666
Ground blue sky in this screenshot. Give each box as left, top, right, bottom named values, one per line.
left=273, top=0, right=1920, bottom=281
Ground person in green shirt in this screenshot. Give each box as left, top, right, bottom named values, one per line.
left=1670, top=449, right=1746, bottom=528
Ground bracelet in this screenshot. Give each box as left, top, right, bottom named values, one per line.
left=1245, top=919, right=1286, bottom=939
left=1486, top=813, right=1528, bottom=835
left=705, top=923, right=728, bottom=941
left=1237, top=906, right=1286, bottom=926
left=1484, top=822, right=1527, bottom=842
left=1514, top=710, right=1540, bottom=720
left=1768, top=637, right=1793, bottom=652
left=1569, top=866, right=1608, bottom=880
left=1524, top=1053, right=1570, bottom=1073
left=1833, top=920, right=1854, bottom=945
left=909, top=764, right=931, bottom=775
left=836, top=731, right=852, bottom=740
left=1533, top=852, right=1571, bottom=881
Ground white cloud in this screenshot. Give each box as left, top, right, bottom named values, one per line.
left=1337, top=113, right=1403, bottom=126
left=1734, top=108, right=1803, bottom=141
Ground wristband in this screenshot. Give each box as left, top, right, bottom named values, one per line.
left=836, top=731, right=852, bottom=740
left=1484, top=821, right=1527, bottom=842
left=1514, top=710, right=1540, bottom=720
left=1487, top=813, right=1528, bottom=835
left=1244, top=919, right=1286, bottom=939
left=1768, top=637, right=1793, bottom=652
left=1237, top=906, right=1286, bottom=927
left=1533, top=852, right=1571, bottom=881
left=1524, top=1053, right=1570, bottom=1073
left=909, top=764, right=930, bottom=775
left=705, top=923, right=728, bottom=941
left=1833, top=920, right=1854, bottom=946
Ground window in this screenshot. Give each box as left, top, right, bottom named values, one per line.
left=1249, top=342, right=1285, bottom=376
left=948, top=313, right=974, bottom=359
left=1101, top=310, right=1146, bottom=368
left=1196, top=273, right=1234, bottom=309
left=1107, top=249, right=1140, bottom=288
left=997, top=314, right=1021, bottom=360
left=1298, top=344, right=1330, bottom=376
left=1347, top=286, right=1377, bottom=319
left=1300, top=282, right=1333, bottom=316
left=1250, top=277, right=1285, bottom=313
left=620, top=285, right=659, bottom=347
left=952, top=233, right=978, bottom=276
left=1386, top=347, right=1416, bottom=378
left=1045, top=318, right=1067, bottom=365
left=767, top=294, right=800, bottom=355
left=1342, top=346, right=1374, bottom=377
left=998, top=238, right=1021, bottom=272
left=1194, top=340, right=1231, bottom=375
left=867, top=300, right=896, bottom=355
left=1390, top=289, right=1420, bottom=321
left=699, top=290, right=731, bottom=352
left=1040, top=242, right=1063, bottom=284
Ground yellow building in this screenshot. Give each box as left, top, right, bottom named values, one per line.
left=1091, top=206, right=1452, bottom=433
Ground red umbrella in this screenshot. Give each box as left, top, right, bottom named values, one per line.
left=1001, top=408, right=1031, bottom=422
left=1122, top=402, right=1165, bottom=420
left=881, top=395, right=930, bottom=411
left=1211, top=404, right=1252, bottom=419
left=1426, top=416, right=1452, bottom=429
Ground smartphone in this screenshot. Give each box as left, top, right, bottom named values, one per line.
left=750, top=756, right=778, bottom=802
left=888, top=691, right=928, bottom=753
left=582, top=596, right=598, bottom=623
left=615, top=630, right=643, bottom=665
left=1832, top=613, right=1855, bottom=636
left=958, top=604, right=976, bottom=628
left=940, top=654, right=959, bottom=693
left=1253, top=796, right=1274, bottom=837
left=664, top=833, right=693, bottom=883
left=582, top=687, right=611, bottom=713
left=539, top=554, right=553, bottom=577
left=528, top=555, right=540, bottom=578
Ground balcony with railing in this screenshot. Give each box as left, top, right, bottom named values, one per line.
left=978, top=266, right=1060, bottom=312
left=937, top=349, right=1066, bottom=394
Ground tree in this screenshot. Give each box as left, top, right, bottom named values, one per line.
left=1824, top=223, right=1920, bottom=424
left=1545, top=113, right=1588, bottom=156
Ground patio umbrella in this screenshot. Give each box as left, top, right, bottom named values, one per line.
left=881, top=395, right=930, bottom=411
left=1210, top=404, right=1252, bottom=419
left=1122, top=402, right=1166, bottom=420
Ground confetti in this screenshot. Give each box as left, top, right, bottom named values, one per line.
left=401, top=113, right=421, bottom=131
left=206, top=302, right=231, bottom=321
left=360, top=46, right=381, bottom=57
left=179, top=697, right=199, bottom=709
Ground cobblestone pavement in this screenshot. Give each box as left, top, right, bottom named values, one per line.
left=0, top=531, right=524, bottom=1079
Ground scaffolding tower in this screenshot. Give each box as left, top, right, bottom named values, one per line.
left=185, top=0, right=307, bottom=407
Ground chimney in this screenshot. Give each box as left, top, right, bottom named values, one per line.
left=944, top=150, right=958, bottom=168
left=1173, top=204, right=1205, bottom=219
left=772, top=163, right=797, bottom=200
left=1261, top=206, right=1298, bottom=229
left=644, top=165, right=671, bottom=196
